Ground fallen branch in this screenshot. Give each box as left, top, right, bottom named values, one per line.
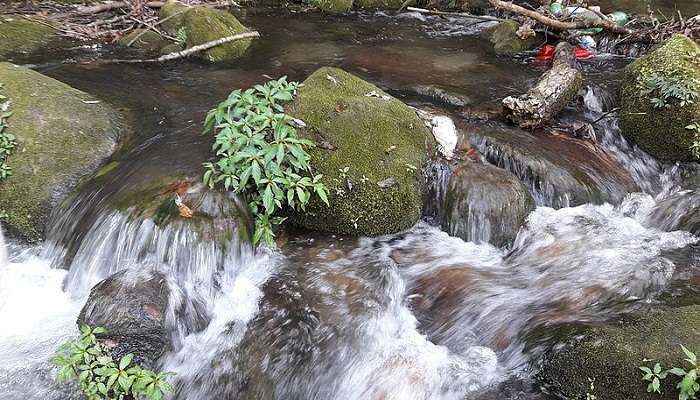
left=406, top=7, right=506, bottom=22
left=103, top=31, right=260, bottom=63
left=487, top=0, right=633, bottom=34
left=502, top=42, right=583, bottom=128
left=71, top=1, right=164, bottom=16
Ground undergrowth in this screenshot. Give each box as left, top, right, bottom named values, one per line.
left=202, top=77, right=328, bottom=246
left=0, top=83, right=16, bottom=220
left=52, top=325, right=174, bottom=400
left=640, top=345, right=700, bottom=400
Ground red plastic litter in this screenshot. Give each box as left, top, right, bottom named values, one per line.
left=535, top=44, right=594, bottom=62
left=574, top=47, right=594, bottom=60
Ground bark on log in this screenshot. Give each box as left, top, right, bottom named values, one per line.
left=502, top=42, right=583, bottom=128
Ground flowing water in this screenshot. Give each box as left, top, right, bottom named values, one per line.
left=1, top=7, right=700, bottom=400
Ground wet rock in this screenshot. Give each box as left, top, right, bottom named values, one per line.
left=429, top=115, right=459, bottom=159
left=410, top=84, right=471, bottom=108
left=77, top=269, right=172, bottom=369
left=0, top=15, right=60, bottom=59
left=160, top=43, right=183, bottom=55
left=117, top=29, right=170, bottom=54
left=0, top=63, right=126, bottom=241
left=354, top=0, right=404, bottom=9
left=539, top=305, right=700, bottom=400
left=470, top=123, right=639, bottom=208
left=620, top=34, right=700, bottom=161
left=185, top=7, right=252, bottom=63
left=159, top=0, right=190, bottom=34
left=646, top=190, right=700, bottom=235
left=480, top=20, right=541, bottom=55
left=317, top=0, right=353, bottom=13
left=287, top=67, right=434, bottom=236
left=442, top=161, right=534, bottom=247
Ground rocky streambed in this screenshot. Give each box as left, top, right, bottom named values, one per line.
left=0, top=3, right=700, bottom=400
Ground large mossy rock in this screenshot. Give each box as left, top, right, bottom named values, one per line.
left=159, top=0, right=191, bottom=34
left=0, top=15, right=59, bottom=59
left=620, top=34, right=700, bottom=161
left=317, top=0, right=353, bottom=12
left=480, top=20, right=541, bottom=55
left=182, top=7, right=252, bottom=63
left=0, top=63, right=125, bottom=241
left=288, top=67, right=433, bottom=236
left=539, top=306, right=700, bottom=400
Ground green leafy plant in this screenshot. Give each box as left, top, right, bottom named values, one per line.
left=175, top=27, right=187, bottom=49
left=686, top=122, right=700, bottom=160
left=640, top=345, right=700, bottom=400
left=639, top=72, right=700, bottom=109
left=52, top=325, right=174, bottom=400
left=202, top=77, right=329, bottom=246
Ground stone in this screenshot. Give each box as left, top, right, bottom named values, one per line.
left=182, top=7, right=253, bottom=63
left=0, top=63, right=126, bottom=241
left=0, top=15, right=59, bottom=59
left=620, top=34, right=700, bottom=161
left=117, top=29, right=170, bottom=54
left=287, top=67, right=434, bottom=236
left=539, top=306, right=700, bottom=400
left=480, top=20, right=541, bottom=55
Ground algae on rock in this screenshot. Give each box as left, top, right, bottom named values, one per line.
left=183, top=7, right=252, bottom=62
left=287, top=67, right=433, bottom=236
left=0, top=15, right=59, bottom=59
left=0, top=63, right=125, bottom=241
left=480, top=20, right=541, bottom=55
left=620, top=34, right=700, bottom=161
left=539, top=306, right=700, bottom=400
left=117, top=29, right=171, bottom=54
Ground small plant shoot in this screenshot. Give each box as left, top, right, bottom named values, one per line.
left=640, top=345, right=700, bottom=400
left=52, top=325, right=174, bottom=400
left=202, top=77, right=329, bottom=246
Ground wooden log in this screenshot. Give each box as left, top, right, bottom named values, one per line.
left=502, top=42, right=583, bottom=128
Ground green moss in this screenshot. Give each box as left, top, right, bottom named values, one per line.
left=159, top=0, right=191, bottom=35
left=317, top=0, right=353, bottom=13
left=117, top=30, right=170, bottom=54
left=183, top=7, right=252, bottom=63
left=540, top=306, right=700, bottom=400
left=287, top=67, right=433, bottom=236
left=620, top=34, right=700, bottom=161
left=480, top=20, right=541, bottom=55
left=0, top=62, right=125, bottom=241
left=0, top=15, right=58, bottom=58
left=353, top=0, right=403, bottom=10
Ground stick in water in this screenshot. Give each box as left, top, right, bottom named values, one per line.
left=105, top=31, right=260, bottom=64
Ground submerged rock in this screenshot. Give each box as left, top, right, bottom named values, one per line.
left=182, top=6, right=252, bottom=62
left=620, top=34, right=700, bottom=161
left=646, top=190, right=700, bottom=235
left=0, top=15, right=59, bottom=59
left=77, top=269, right=173, bottom=369
left=480, top=20, right=541, bottom=55
left=442, top=161, right=534, bottom=247
left=539, top=306, right=700, bottom=400
left=287, top=67, right=434, bottom=236
left=0, top=63, right=126, bottom=241
left=471, top=123, right=639, bottom=208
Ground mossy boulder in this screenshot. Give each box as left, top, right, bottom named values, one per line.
left=182, top=7, right=252, bottom=63
left=539, top=306, right=700, bottom=400
left=0, top=63, right=125, bottom=241
left=117, top=29, right=170, bottom=54
left=480, top=20, right=541, bottom=55
left=287, top=67, right=434, bottom=236
left=317, top=0, right=353, bottom=13
left=159, top=0, right=191, bottom=35
left=620, top=34, right=700, bottom=161
left=353, top=0, right=404, bottom=10
left=0, top=15, right=59, bottom=59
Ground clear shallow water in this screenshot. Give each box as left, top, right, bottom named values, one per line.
left=0, top=8, right=699, bottom=400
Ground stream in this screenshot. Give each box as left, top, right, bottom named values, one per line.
left=1, top=5, right=700, bottom=400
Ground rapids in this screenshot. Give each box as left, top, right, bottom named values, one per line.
left=1, top=5, right=700, bottom=400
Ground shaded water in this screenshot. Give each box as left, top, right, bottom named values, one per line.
left=0, top=7, right=700, bottom=400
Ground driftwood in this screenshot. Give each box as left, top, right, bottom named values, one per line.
left=502, top=42, right=583, bottom=128
left=487, top=0, right=633, bottom=35
left=104, top=31, right=260, bottom=63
